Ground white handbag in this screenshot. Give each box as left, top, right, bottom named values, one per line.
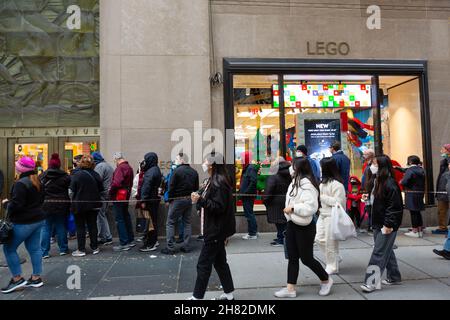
left=330, top=203, right=357, bottom=241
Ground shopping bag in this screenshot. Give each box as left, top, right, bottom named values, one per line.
left=330, top=203, right=357, bottom=241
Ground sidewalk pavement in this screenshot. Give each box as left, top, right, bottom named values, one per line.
left=0, top=229, right=449, bottom=300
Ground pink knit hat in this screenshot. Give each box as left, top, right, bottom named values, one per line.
left=15, top=156, right=36, bottom=174
left=443, top=144, right=450, bottom=154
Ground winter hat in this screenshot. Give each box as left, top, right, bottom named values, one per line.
left=443, top=144, right=450, bottom=154
left=92, top=151, right=104, bottom=164
left=296, top=145, right=308, bottom=156
left=49, top=153, right=61, bottom=169
left=15, top=156, right=36, bottom=174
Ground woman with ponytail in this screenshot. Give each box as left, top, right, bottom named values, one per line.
left=1, top=157, right=45, bottom=294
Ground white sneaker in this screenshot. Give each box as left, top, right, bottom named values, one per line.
left=404, top=231, right=420, bottom=238
left=274, top=287, right=296, bottom=298
left=242, top=234, right=258, bottom=240
left=325, top=266, right=338, bottom=275
left=319, top=277, right=333, bottom=296
left=211, top=293, right=234, bottom=300
left=186, top=296, right=201, bottom=300
left=71, top=250, right=86, bottom=257
left=360, top=281, right=381, bottom=293
left=93, top=248, right=100, bottom=255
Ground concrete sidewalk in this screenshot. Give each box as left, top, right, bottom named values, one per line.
left=0, top=230, right=449, bottom=300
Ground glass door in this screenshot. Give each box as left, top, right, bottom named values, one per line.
left=58, top=137, right=99, bottom=173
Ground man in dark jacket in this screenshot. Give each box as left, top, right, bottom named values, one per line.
left=140, top=152, right=162, bottom=252
left=433, top=162, right=450, bottom=259
left=162, top=153, right=199, bottom=254
left=239, top=151, right=258, bottom=240
left=40, top=153, right=71, bottom=258
left=330, top=141, right=351, bottom=191
left=296, top=145, right=320, bottom=182
left=110, top=152, right=135, bottom=251
left=433, top=144, right=450, bottom=234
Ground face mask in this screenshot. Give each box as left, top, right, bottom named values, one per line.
left=171, top=164, right=177, bottom=170
left=202, top=163, right=209, bottom=173
left=370, top=164, right=378, bottom=175
left=295, top=151, right=304, bottom=158
left=441, top=153, right=448, bottom=159
left=289, top=166, right=295, bottom=178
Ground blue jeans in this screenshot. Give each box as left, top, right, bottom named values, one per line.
left=112, top=203, right=134, bottom=246
left=444, top=230, right=450, bottom=251
left=41, top=214, right=68, bottom=256
left=3, top=221, right=45, bottom=277
left=242, top=198, right=257, bottom=236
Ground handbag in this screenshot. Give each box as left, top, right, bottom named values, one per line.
left=0, top=209, right=13, bottom=244
left=116, top=189, right=128, bottom=201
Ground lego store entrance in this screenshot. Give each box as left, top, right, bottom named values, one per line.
left=223, top=59, right=433, bottom=219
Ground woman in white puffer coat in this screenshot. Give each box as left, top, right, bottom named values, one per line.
left=316, top=157, right=347, bottom=275
left=274, top=157, right=333, bottom=299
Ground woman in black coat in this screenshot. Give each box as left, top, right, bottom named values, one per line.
left=263, top=157, right=291, bottom=246
left=69, top=154, right=104, bottom=257
left=400, top=155, right=425, bottom=238
left=189, top=153, right=236, bottom=301
left=40, top=153, right=71, bottom=258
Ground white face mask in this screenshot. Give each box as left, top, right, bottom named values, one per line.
left=289, top=166, right=295, bottom=178
left=370, top=164, right=378, bottom=175
left=202, top=163, right=209, bottom=173
left=295, top=151, right=304, bottom=158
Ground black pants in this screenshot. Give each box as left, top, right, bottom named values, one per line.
left=410, top=210, right=423, bottom=228
left=275, top=223, right=286, bottom=242
left=286, top=221, right=328, bottom=284
left=144, top=202, right=159, bottom=247
left=193, top=240, right=234, bottom=299
left=349, top=206, right=362, bottom=228
left=74, top=210, right=98, bottom=252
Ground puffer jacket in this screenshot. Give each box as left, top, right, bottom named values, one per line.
left=285, top=178, right=319, bottom=226
left=40, top=168, right=71, bottom=215
left=141, top=152, right=162, bottom=205
left=319, top=179, right=346, bottom=217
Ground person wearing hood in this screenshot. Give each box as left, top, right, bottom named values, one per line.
left=40, top=153, right=71, bottom=258
left=110, top=152, right=135, bottom=252
left=140, top=152, right=162, bottom=252
left=239, top=151, right=258, bottom=240
left=161, top=153, right=198, bottom=254
left=401, top=156, right=426, bottom=238
left=433, top=144, right=450, bottom=235
left=263, top=157, right=291, bottom=247
left=92, top=152, right=114, bottom=245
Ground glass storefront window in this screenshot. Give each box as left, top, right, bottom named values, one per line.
left=14, top=143, right=48, bottom=176
left=64, top=141, right=98, bottom=172
left=283, top=75, right=374, bottom=183
left=233, top=75, right=280, bottom=210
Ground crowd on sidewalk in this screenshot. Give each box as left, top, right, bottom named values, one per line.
left=0, top=142, right=449, bottom=299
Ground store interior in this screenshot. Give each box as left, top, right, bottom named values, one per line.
left=233, top=74, right=422, bottom=209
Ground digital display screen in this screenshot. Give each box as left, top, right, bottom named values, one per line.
left=273, top=84, right=372, bottom=108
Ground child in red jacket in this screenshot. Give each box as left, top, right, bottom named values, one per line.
left=347, top=175, right=366, bottom=233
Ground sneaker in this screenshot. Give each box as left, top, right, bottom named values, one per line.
left=212, top=293, right=234, bottom=300
left=360, top=282, right=381, bottom=293
left=98, top=239, right=113, bottom=246
left=325, top=266, right=338, bottom=275
left=432, top=229, right=448, bottom=235
left=136, top=237, right=144, bottom=243
left=161, top=248, right=177, bottom=255
left=25, top=277, right=44, bottom=288
left=242, top=234, right=258, bottom=240
left=92, top=248, right=100, bottom=255
left=50, top=237, right=56, bottom=244
left=270, top=240, right=283, bottom=247
left=127, top=242, right=137, bottom=248
left=186, top=296, right=200, bottom=300
left=1, top=278, right=26, bottom=294
left=72, top=250, right=86, bottom=257
left=113, top=245, right=131, bottom=252
left=139, top=244, right=158, bottom=252
left=42, top=254, right=50, bottom=259
left=382, top=279, right=402, bottom=285
left=274, top=287, right=296, bottom=298
left=404, top=231, right=421, bottom=238
left=433, top=249, right=450, bottom=260
left=319, top=277, right=334, bottom=296
left=180, top=247, right=191, bottom=253
left=155, top=241, right=160, bottom=247
left=59, top=251, right=69, bottom=256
